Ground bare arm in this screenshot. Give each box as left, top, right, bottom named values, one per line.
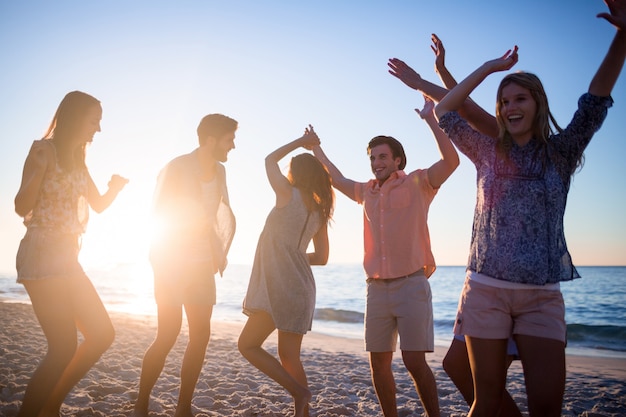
left=14, top=141, right=50, bottom=217
left=589, top=0, right=626, bottom=96
left=388, top=57, right=449, bottom=102
left=88, top=173, right=129, bottom=213
left=416, top=96, right=459, bottom=188
left=431, top=34, right=499, bottom=137
left=265, top=125, right=320, bottom=208
left=266, top=126, right=330, bottom=265
left=436, top=47, right=519, bottom=120
left=308, top=222, right=329, bottom=265
left=311, top=143, right=358, bottom=202
left=388, top=55, right=497, bottom=137
left=431, top=33, right=458, bottom=89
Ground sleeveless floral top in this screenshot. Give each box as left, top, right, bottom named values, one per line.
left=24, top=140, right=90, bottom=235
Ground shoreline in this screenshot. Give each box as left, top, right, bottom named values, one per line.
left=4, top=295, right=625, bottom=360
left=1, top=301, right=625, bottom=416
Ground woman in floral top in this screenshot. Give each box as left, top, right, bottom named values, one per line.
left=434, top=2, right=626, bottom=416
left=14, top=91, right=128, bottom=417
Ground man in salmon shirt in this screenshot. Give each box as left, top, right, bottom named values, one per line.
left=311, top=97, right=458, bottom=417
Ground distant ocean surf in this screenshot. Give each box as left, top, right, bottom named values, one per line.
left=1, top=264, right=624, bottom=358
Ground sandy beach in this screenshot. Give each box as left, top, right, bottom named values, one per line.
left=1, top=301, right=624, bottom=417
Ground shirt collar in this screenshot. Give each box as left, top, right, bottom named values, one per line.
left=373, top=169, right=406, bottom=188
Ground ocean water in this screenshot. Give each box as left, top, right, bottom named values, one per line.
left=1, top=263, right=625, bottom=359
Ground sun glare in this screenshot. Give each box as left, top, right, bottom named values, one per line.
left=73, top=190, right=160, bottom=313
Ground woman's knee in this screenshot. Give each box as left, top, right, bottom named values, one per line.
left=99, top=323, right=115, bottom=350
left=151, top=330, right=180, bottom=354
left=86, top=323, right=115, bottom=356
left=237, top=336, right=254, bottom=359
left=189, top=327, right=211, bottom=349
left=47, top=337, right=78, bottom=365
left=442, top=353, right=461, bottom=381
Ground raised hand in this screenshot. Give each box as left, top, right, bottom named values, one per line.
left=301, top=124, right=321, bottom=150
left=431, top=34, right=446, bottom=73
left=484, top=46, right=519, bottom=74
left=416, top=95, right=435, bottom=120
left=598, top=0, right=626, bottom=30
left=388, top=58, right=424, bottom=90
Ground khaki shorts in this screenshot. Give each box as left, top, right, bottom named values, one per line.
left=365, top=272, right=434, bottom=352
left=152, top=261, right=216, bottom=307
left=453, top=277, right=566, bottom=343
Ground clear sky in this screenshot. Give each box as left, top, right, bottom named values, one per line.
left=1, top=0, right=624, bottom=275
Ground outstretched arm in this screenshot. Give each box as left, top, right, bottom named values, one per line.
left=589, top=0, right=626, bottom=96
left=388, top=57, right=450, bottom=102
left=265, top=125, right=320, bottom=207
left=431, top=34, right=498, bottom=137
left=436, top=47, right=519, bottom=120
left=417, top=96, right=459, bottom=188
left=388, top=36, right=498, bottom=136
left=431, top=33, right=458, bottom=89
left=88, top=173, right=129, bottom=213
left=310, top=141, right=358, bottom=202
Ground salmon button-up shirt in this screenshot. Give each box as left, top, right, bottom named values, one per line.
left=355, top=169, right=437, bottom=280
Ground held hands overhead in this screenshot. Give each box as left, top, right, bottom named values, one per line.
left=300, top=124, right=321, bottom=150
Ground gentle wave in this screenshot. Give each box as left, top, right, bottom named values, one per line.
left=567, top=323, right=626, bottom=352
left=311, top=306, right=626, bottom=354
left=314, top=308, right=364, bottom=323
left=2, top=265, right=626, bottom=358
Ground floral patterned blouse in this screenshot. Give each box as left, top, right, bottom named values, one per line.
left=24, top=140, right=89, bottom=235
left=439, top=93, right=613, bottom=285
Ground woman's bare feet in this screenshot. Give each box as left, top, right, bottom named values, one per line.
left=131, top=405, right=149, bottom=417
left=293, top=386, right=312, bottom=417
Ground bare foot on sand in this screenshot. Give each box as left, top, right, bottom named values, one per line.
left=131, top=406, right=149, bottom=417
left=293, top=387, right=312, bottom=417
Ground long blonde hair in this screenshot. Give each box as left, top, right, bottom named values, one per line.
left=43, top=91, right=101, bottom=172
left=495, top=72, right=584, bottom=174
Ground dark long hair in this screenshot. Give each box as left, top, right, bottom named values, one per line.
left=43, top=91, right=101, bottom=172
left=288, top=153, right=334, bottom=224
